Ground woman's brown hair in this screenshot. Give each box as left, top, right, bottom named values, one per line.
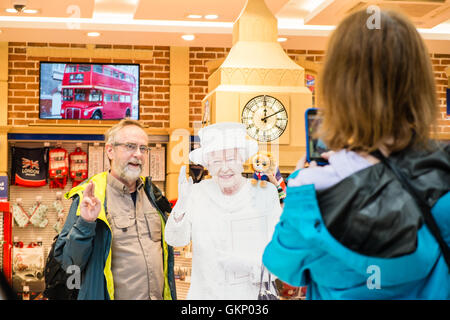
left=318, top=9, right=437, bottom=153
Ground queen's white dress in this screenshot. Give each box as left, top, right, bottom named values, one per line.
left=165, top=178, right=282, bottom=300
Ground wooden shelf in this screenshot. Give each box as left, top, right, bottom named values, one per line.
left=2, top=125, right=199, bottom=138
left=4, top=124, right=170, bottom=136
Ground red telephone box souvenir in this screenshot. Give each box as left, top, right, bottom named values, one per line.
left=69, top=147, right=88, bottom=187
left=48, top=147, right=69, bottom=189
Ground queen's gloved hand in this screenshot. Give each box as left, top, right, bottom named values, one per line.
left=171, top=165, right=193, bottom=222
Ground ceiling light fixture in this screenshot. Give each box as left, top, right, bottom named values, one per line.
left=23, top=9, right=38, bottom=14
left=87, top=32, right=100, bottom=37
left=302, top=0, right=327, bottom=12
left=181, top=34, right=195, bottom=41
left=277, top=37, right=287, bottom=42
left=204, top=14, right=218, bottom=20
left=6, top=7, right=38, bottom=14
left=187, top=14, right=202, bottom=19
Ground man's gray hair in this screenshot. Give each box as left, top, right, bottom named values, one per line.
left=104, top=118, right=146, bottom=145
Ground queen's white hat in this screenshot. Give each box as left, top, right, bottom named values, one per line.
left=189, top=122, right=258, bottom=166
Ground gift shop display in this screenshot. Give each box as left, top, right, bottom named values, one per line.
left=12, top=198, right=48, bottom=228
left=8, top=142, right=89, bottom=299
left=52, top=199, right=65, bottom=234
left=48, top=147, right=69, bottom=189
left=69, top=147, right=88, bottom=187
left=11, top=147, right=49, bottom=187
left=12, top=244, right=45, bottom=296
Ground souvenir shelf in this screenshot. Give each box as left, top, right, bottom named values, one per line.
left=173, top=244, right=192, bottom=300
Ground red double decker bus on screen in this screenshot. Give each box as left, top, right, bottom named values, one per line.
left=60, top=64, right=138, bottom=120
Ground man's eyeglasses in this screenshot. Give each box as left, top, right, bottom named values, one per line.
left=113, top=143, right=150, bottom=154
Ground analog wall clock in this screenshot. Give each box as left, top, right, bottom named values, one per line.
left=241, top=95, right=288, bottom=142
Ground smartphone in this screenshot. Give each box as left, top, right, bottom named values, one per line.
left=305, top=108, right=329, bottom=165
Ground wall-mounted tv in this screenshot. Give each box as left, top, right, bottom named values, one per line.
left=39, top=62, right=140, bottom=120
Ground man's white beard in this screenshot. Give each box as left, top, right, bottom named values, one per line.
left=116, top=162, right=142, bottom=184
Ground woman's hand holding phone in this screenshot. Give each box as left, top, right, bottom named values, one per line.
left=296, top=151, right=335, bottom=170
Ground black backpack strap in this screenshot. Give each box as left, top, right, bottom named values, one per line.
left=149, top=179, right=172, bottom=214
left=143, top=176, right=171, bottom=222
left=372, top=150, right=450, bottom=271
left=104, top=194, right=107, bottom=216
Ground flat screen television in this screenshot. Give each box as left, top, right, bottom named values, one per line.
left=39, top=62, right=140, bottom=120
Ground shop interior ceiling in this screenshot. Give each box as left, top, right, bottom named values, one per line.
left=0, top=0, right=448, bottom=48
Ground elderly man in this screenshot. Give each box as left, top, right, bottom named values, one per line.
left=165, top=122, right=282, bottom=299
left=54, top=119, right=176, bottom=300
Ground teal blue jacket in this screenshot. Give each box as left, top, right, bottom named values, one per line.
left=263, top=169, right=450, bottom=300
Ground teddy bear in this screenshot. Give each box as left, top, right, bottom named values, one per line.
left=251, top=151, right=276, bottom=187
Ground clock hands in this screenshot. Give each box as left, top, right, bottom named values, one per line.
left=262, top=96, right=268, bottom=122
left=261, top=109, right=285, bottom=122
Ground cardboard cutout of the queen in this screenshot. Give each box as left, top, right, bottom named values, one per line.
left=165, top=122, right=282, bottom=299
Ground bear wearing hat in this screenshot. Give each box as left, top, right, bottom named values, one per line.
left=165, top=122, right=282, bottom=300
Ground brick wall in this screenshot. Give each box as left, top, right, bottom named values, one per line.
left=6, top=43, right=449, bottom=135
left=188, top=47, right=230, bottom=127
left=7, top=42, right=170, bottom=128
left=432, top=53, right=450, bottom=135
left=285, top=49, right=325, bottom=63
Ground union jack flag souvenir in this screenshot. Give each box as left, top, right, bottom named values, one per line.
left=11, top=147, right=49, bottom=187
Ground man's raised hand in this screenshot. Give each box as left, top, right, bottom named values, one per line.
left=80, top=181, right=101, bottom=222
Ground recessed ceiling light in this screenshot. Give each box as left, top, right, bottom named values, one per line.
left=204, top=14, right=218, bottom=20
left=181, top=34, right=195, bottom=41
left=277, top=37, right=287, bottom=42
left=302, top=0, right=327, bottom=12
left=87, top=32, right=101, bottom=37
left=23, top=9, right=39, bottom=14
left=187, top=14, right=202, bottom=19
left=5, top=6, right=38, bottom=13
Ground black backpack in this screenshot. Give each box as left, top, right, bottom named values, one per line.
left=43, top=235, right=79, bottom=300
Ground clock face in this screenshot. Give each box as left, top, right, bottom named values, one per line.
left=241, top=95, right=288, bottom=142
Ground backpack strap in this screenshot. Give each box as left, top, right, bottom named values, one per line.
left=143, top=176, right=172, bottom=222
